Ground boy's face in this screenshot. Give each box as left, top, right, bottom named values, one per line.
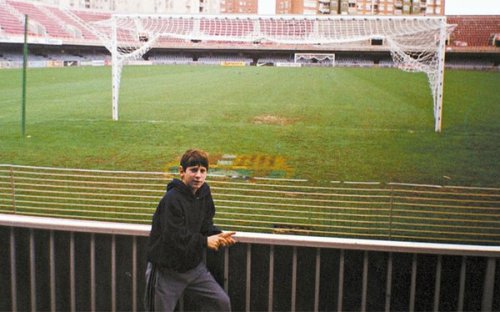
left=179, top=165, right=207, bottom=193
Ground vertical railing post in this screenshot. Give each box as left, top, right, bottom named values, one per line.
left=132, top=236, right=137, bottom=312
left=70, top=232, right=76, bottom=312
left=314, top=248, right=321, bottom=312
left=337, top=249, right=345, bottom=311
left=458, top=256, right=467, bottom=311
left=385, top=252, right=393, bottom=312
left=481, top=257, right=496, bottom=312
left=90, top=233, right=96, bottom=311
left=433, top=255, right=442, bottom=312
left=361, top=251, right=369, bottom=312
left=49, top=231, right=56, bottom=312
left=10, top=227, right=18, bottom=312
left=224, top=247, right=230, bottom=292
left=268, top=245, right=274, bottom=312
left=111, top=235, right=116, bottom=312
left=291, top=246, right=297, bottom=312
left=409, top=253, right=417, bottom=312
left=29, top=229, right=36, bottom=312
left=245, top=244, right=251, bottom=312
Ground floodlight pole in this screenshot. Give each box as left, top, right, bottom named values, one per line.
left=434, top=17, right=447, bottom=133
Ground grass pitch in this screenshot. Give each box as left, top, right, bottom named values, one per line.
left=0, top=65, right=499, bottom=186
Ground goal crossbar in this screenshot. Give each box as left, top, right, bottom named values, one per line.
left=69, top=13, right=453, bottom=132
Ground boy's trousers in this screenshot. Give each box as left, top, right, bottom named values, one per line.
left=145, top=261, right=231, bottom=312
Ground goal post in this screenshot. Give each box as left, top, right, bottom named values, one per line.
left=70, top=13, right=453, bottom=132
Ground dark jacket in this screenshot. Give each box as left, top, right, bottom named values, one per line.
left=147, top=179, right=221, bottom=272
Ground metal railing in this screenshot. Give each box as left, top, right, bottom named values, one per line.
left=0, top=213, right=499, bottom=312
left=1, top=164, right=500, bottom=244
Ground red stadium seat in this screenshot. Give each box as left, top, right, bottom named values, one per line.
left=448, top=15, right=500, bottom=48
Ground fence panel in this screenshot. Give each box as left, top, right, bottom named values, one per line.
left=1, top=164, right=499, bottom=244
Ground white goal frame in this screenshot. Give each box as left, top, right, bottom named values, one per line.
left=70, top=13, right=452, bottom=132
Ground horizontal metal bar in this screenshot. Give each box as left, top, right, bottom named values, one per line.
left=0, top=213, right=149, bottom=236
left=1, top=214, right=499, bottom=257
left=9, top=175, right=165, bottom=188
left=0, top=164, right=167, bottom=176
left=4, top=165, right=498, bottom=192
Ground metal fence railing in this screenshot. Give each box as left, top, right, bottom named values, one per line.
left=1, top=164, right=499, bottom=245
left=1, top=213, right=499, bottom=312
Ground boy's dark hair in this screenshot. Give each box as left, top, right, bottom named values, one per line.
left=180, top=149, right=209, bottom=171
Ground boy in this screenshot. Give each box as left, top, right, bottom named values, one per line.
left=145, top=149, right=236, bottom=311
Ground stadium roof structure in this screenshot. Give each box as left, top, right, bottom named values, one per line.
left=67, top=13, right=454, bottom=132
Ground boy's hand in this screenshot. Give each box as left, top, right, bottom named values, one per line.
left=219, top=231, right=236, bottom=247
left=207, top=232, right=237, bottom=250
left=207, top=235, right=221, bottom=250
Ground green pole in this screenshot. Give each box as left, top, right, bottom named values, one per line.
left=21, top=14, right=28, bottom=137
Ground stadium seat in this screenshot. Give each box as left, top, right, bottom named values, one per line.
left=448, top=15, right=500, bottom=48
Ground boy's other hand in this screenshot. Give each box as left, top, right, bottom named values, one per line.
left=207, top=235, right=221, bottom=250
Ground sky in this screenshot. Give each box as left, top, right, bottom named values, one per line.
left=258, top=0, right=500, bottom=15
left=258, top=0, right=275, bottom=15
left=445, top=0, right=500, bottom=15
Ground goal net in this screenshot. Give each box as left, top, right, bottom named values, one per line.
left=67, top=13, right=452, bottom=132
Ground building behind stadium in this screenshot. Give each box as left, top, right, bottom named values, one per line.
left=30, top=0, right=445, bottom=16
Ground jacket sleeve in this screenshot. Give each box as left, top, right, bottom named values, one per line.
left=201, top=192, right=222, bottom=236
left=146, top=197, right=166, bottom=264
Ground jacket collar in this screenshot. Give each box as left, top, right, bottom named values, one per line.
left=167, top=178, right=209, bottom=198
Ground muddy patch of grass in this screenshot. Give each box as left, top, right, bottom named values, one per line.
left=252, top=114, right=295, bottom=126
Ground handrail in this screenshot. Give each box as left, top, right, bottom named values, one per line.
left=1, top=213, right=499, bottom=258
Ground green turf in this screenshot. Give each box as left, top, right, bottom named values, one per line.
left=0, top=65, right=499, bottom=186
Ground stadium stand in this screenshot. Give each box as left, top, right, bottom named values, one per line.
left=197, top=53, right=253, bottom=65
left=7, top=0, right=72, bottom=38
left=0, top=4, right=25, bottom=35
left=0, top=0, right=110, bottom=44
left=444, top=16, right=499, bottom=70
left=72, top=9, right=110, bottom=23
left=0, top=1, right=498, bottom=70
left=447, top=15, right=500, bottom=49
left=45, top=7, right=95, bottom=40
left=200, top=18, right=254, bottom=37
left=147, top=52, right=193, bottom=65
left=335, top=53, right=375, bottom=67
